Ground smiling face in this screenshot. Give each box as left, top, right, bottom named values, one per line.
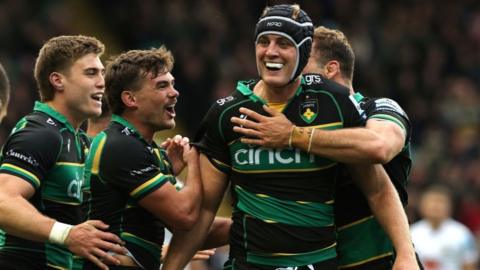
left=256, top=34, right=298, bottom=87
left=61, top=53, right=105, bottom=122
left=132, top=71, right=179, bottom=132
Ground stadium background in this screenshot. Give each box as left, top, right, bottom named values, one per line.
left=0, top=0, right=479, bottom=267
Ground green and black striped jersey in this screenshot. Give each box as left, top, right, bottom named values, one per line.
left=195, top=74, right=365, bottom=269
left=0, top=102, right=90, bottom=269
left=85, top=115, right=176, bottom=270
left=335, top=93, right=414, bottom=270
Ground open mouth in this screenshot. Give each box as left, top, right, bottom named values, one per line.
left=91, top=93, right=103, bottom=103
left=165, top=104, right=176, bottom=117
left=265, top=62, right=284, bottom=71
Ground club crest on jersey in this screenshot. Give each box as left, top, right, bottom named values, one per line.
left=300, top=99, right=318, bottom=124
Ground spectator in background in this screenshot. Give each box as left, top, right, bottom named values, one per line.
left=411, top=184, right=479, bottom=270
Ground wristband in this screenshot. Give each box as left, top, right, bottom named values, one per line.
left=48, top=222, right=73, bottom=245
left=307, top=128, right=316, bottom=153
left=288, top=125, right=296, bottom=148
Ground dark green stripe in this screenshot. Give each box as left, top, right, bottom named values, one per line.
left=235, top=186, right=333, bottom=227
left=337, top=216, right=393, bottom=267
left=369, top=114, right=406, bottom=131
left=247, top=244, right=336, bottom=266
left=0, top=165, right=40, bottom=188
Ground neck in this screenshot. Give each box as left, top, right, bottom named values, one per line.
left=333, top=75, right=355, bottom=95
left=46, top=100, right=83, bottom=130
left=428, top=218, right=445, bottom=230
left=255, top=78, right=301, bottom=103
left=86, top=117, right=111, bottom=137
left=120, top=111, right=154, bottom=143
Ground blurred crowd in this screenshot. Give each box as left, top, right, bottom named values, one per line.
left=0, top=0, right=479, bottom=263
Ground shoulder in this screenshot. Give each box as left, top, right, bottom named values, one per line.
left=102, top=126, right=145, bottom=155
left=7, top=120, right=63, bottom=150
left=204, top=84, right=251, bottom=124
left=361, top=97, right=409, bottom=119
left=444, top=219, right=474, bottom=236
left=302, top=74, right=351, bottom=96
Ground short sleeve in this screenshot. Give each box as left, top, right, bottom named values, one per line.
left=193, top=102, right=231, bottom=173
left=361, top=97, right=411, bottom=143
left=100, top=135, right=173, bottom=202
left=0, top=127, right=62, bottom=189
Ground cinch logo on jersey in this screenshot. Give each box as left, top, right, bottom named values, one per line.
left=230, top=141, right=335, bottom=172
left=234, top=147, right=314, bottom=166
left=67, top=179, right=82, bottom=199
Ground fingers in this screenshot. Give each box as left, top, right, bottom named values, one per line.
left=95, top=230, right=125, bottom=246
left=232, top=126, right=262, bottom=138
left=239, top=107, right=267, bottom=121
left=192, top=249, right=216, bottom=261
left=240, top=137, right=264, bottom=146
left=85, top=220, right=109, bottom=230
left=92, top=247, right=121, bottom=266
left=85, top=253, right=110, bottom=270
left=262, top=105, right=279, bottom=116
left=231, top=116, right=260, bottom=129
left=161, top=138, right=172, bottom=148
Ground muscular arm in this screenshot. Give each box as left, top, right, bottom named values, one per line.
left=202, top=216, right=232, bottom=249
left=0, top=174, right=126, bottom=269
left=0, top=174, right=54, bottom=241
left=231, top=106, right=405, bottom=164
left=348, top=164, right=418, bottom=270
left=292, top=119, right=405, bottom=164
left=162, top=154, right=229, bottom=270
left=139, top=146, right=202, bottom=230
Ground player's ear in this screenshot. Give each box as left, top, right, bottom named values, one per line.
left=325, top=60, right=340, bottom=79
left=49, top=72, right=65, bottom=92
left=121, top=90, right=137, bottom=109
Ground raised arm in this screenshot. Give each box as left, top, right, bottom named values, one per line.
left=162, top=154, right=229, bottom=270
left=347, top=163, right=418, bottom=270
left=231, top=105, right=405, bottom=164
left=139, top=143, right=202, bottom=230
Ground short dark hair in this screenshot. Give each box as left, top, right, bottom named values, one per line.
left=34, top=35, right=105, bottom=101
left=105, top=46, right=174, bottom=115
left=0, top=62, right=10, bottom=120
left=312, top=26, right=355, bottom=81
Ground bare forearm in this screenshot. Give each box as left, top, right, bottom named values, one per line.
left=292, top=126, right=388, bottom=163
left=202, top=216, right=231, bottom=249
left=163, top=208, right=217, bottom=270
left=367, top=181, right=415, bottom=260
left=0, top=196, right=55, bottom=242
left=179, top=160, right=202, bottom=217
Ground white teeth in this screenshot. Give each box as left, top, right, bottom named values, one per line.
left=91, top=93, right=103, bottom=101
left=266, top=62, right=284, bottom=69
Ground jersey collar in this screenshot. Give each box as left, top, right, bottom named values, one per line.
left=33, top=101, right=76, bottom=133
left=352, top=92, right=364, bottom=102
left=111, top=114, right=144, bottom=140
left=236, top=75, right=305, bottom=104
